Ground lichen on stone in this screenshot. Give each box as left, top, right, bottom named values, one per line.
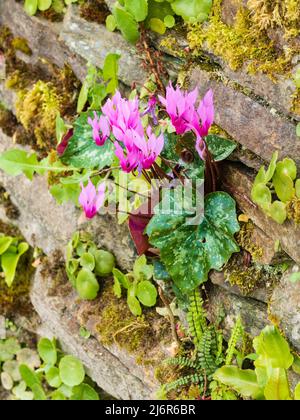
left=286, top=196, right=300, bottom=225
left=187, top=0, right=299, bottom=80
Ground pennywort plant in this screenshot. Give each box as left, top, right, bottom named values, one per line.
left=113, top=255, right=157, bottom=316
left=251, top=151, right=300, bottom=225
left=107, top=0, right=213, bottom=41
left=0, top=234, right=29, bottom=287
left=24, top=0, right=79, bottom=16
left=66, top=231, right=115, bottom=300
left=0, top=336, right=99, bottom=400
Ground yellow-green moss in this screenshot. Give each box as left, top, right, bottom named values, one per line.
left=287, top=196, right=300, bottom=225
left=225, top=254, right=262, bottom=295
left=16, top=81, right=62, bottom=150
left=187, top=0, right=299, bottom=80
left=160, top=36, right=188, bottom=59
left=92, top=281, right=171, bottom=366
left=236, top=220, right=263, bottom=262
left=11, top=37, right=32, bottom=56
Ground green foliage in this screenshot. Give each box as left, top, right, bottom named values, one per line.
left=146, top=191, right=240, bottom=294
left=0, top=234, right=29, bottom=287
left=24, top=0, right=78, bottom=16
left=77, top=55, right=120, bottom=113
left=66, top=231, right=115, bottom=300
left=0, top=336, right=99, bottom=400
left=60, top=111, right=115, bottom=169
left=107, top=0, right=212, bottom=43
left=251, top=152, right=300, bottom=224
left=214, top=326, right=300, bottom=400
left=112, top=255, right=157, bottom=316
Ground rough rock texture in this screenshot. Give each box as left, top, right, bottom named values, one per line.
left=188, top=68, right=300, bottom=166
left=270, top=266, right=300, bottom=351
left=31, top=264, right=171, bottom=400
left=207, top=284, right=269, bottom=338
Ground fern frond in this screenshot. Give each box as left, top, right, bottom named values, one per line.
left=198, top=329, right=218, bottom=376
left=165, top=356, right=198, bottom=370
left=187, top=289, right=207, bottom=346
left=165, top=373, right=204, bottom=392
left=225, top=316, right=244, bottom=365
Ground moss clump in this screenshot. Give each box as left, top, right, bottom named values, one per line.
left=236, top=220, right=263, bottom=262
left=187, top=0, right=299, bottom=80
left=16, top=81, right=62, bottom=151
left=94, top=281, right=171, bottom=362
left=160, top=36, right=188, bottom=59
left=287, top=196, right=300, bottom=225
left=11, top=38, right=32, bottom=56
left=79, top=0, right=110, bottom=24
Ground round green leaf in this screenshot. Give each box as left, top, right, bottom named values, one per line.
left=71, top=383, right=99, bottom=400
left=276, top=158, right=297, bottom=181
left=94, top=250, right=115, bottom=276
left=251, top=183, right=272, bottom=208
left=113, top=6, right=140, bottom=44
left=38, top=0, right=52, bottom=11
left=137, top=280, right=157, bottom=307
left=269, top=201, right=287, bottom=225
left=24, top=0, right=38, bottom=16
left=125, top=0, right=148, bottom=22
left=106, top=14, right=117, bottom=32
left=79, top=252, right=95, bottom=271
left=273, top=171, right=295, bottom=203
left=38, top=338, right=57, bottom=366
left=51, top=390, right=66, bottom=400
left=295, top=179, right=300, bottom=199
left=164, top=14, right=175, bottom=28
left=149, top=18, right=166, bottom=34
left=59, top=356, right=85, bottom=387
left=171, top=0, right=212, bottom=23
left=127, top=295, right=142, bottom=316
left=46, top=367, right=62, bottom=388
left=76, top=268, right=99, bottom=300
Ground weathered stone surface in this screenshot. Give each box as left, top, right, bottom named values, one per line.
left=0, top=129, right=135, bottom=270
left=207, top=284, right=269, bottom=338
left=210, top=271, right=268, bottom=303
left=188, top=67, right=300, bottom=166
left=31, top=262, right=171, bottom=400
left=222, top=163, right=300, bottom=264
left=270, top=266, right=300, bottom=351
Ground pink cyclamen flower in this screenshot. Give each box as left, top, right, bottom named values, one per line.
left=192, top=89, right=214, bottom=138
left=102, top=91, right=144, bottom=142
left=79, top=179, right=106, bottom=219
left=159, top=82, right=198, bottom=135
left=132, top=126, right=164, bottom=170
left=88, top=112, right=110, bottom=146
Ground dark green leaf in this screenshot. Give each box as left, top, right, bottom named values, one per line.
left=205, top=135, right=237, bottom=161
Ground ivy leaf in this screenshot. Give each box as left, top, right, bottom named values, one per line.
left=171, top=0, right=212, bottom=23
left=113, top=6, right=140, bottom=44
left=146, top=191, right=240, bottom=293
left=61, top=111, right=115, bottom=169
left=125, top=0, right=148, bottom=22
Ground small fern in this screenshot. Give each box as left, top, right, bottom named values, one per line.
left=225, top=316, right=244, bottom=365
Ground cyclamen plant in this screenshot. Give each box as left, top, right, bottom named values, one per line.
left=79, top=84, right=214, bottom=218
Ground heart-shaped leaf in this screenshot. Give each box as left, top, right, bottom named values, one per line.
left=146, top=191, right=239, bottom=293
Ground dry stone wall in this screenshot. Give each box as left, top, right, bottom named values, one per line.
left=0, top=0, right=300, bottom=399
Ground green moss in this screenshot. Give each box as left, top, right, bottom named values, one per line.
left=160, top=36, right=188, bottom=59
left=16, top=81, right=62, bottom=151
left=236, top=220, right=263, bottom=262
left=286, top=196, right=300, bottom=225
left=95, top=281, right=170, bottom=363
left=187, top=0, right=299, bottom=80
left=11, top=38, right=32, bottom=56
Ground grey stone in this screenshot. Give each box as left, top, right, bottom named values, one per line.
left=270, top=266, right=300, bottom=352
left=0, top=316, right=5, bottom=339
left=187, top=67, right=300, bottom=167
left=207, top=284, right=269, bottom=338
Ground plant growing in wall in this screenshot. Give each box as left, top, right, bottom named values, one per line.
left=214, top=326, right=300, bottom=400
left=0, top=234, right=29, bottom=287
left=251, top=151, right=300, bottom=225
left=24, top=0, right=79, bottom=16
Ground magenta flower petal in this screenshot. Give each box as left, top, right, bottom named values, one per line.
left=79, top=179, right=105, bottom=219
